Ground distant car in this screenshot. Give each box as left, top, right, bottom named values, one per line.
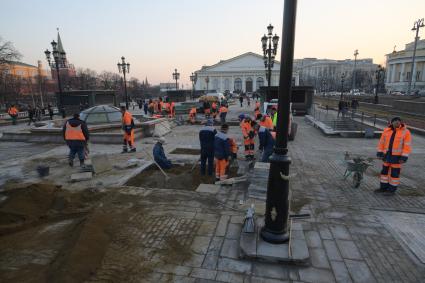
left=205, top=92, right=226, bottom=102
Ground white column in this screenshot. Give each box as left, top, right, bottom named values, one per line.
left=391, top=64, right=396, bottom=83
left=253, top=74, right=257, bottom=91
left=231, top=76, right=234, bottom=92
left=400, top=63, right=405, bottom=82
left=242, top=75, right=246, bottom=92
left=219, top=76, right=223, bottom=92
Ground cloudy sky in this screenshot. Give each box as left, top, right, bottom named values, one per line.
left=1, top=0, right=424, bottom=86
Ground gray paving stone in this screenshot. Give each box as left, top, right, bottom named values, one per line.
left=310, top=248, right=331, bottom=269
left=248, top=276, right=290, bottom=283
left=330, top=225, right=352, bottom=240
left=336, top=240, right=362, bottom=260
left=216, top=215, right=230, bottom=237
left=196, top=184, right=220, bottom=194
left=305, top=231, right=322, bottom=248
left=220, top=239, right=239, bottom=259
left=225, top=223, right=241, bottom=240
left=197, top=221, right=217, bottom=236
left=190, top=268, right=217, bottom=280
left=239, top=231, right=256, bottom=258
left=171, top=275, right=197, bottom=283
left=319, top=226, right=333, bottom=240
left=184, top=254, right=205, bottom=268
left=91, top=154, right=112, bottom=173
left=299, top=267, right=336, bottom=283
left=323, top=240, right=342, bottom=261
left=348, top=226, right=379, bottom=236
left=217, top=258, right=251, bottom=274
left=330, top=261, right=352, bottom=283
left=252, top=262, right=289, bottom=280
left=70, top=171, right=92, bottom=182
left=191, top=236, right=212, bottom=254
left=215, top=271, right=244, bottom=283
left=290, top=238, right=310, bottom=262
left=257, top=237, right=289, bottom=261
left=345, top=259, right=376, bottom=283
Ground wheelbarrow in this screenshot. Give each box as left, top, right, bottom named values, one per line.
left=343, top=152, right=374, bottom=188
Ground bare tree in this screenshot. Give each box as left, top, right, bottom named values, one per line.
left=76, top=68, right=98, bottom=89
left=0, top=37, right=22, bottom=68
left=98, top=71, right=116, bottom=89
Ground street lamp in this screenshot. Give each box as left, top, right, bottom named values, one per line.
left=407, top=18, right=424, bottom=95
left=45, top=40, right=67, bottom=108
left=172, top=68, right=180, bottom=90
left=375, top=65, right=384, bottom=104
left=205, top=76, right=210, bottom=93
left=340, top=73, right=346, bottom=100
left=190, top=72, right=197, bottom=100
left=261, top=24, right=280, bottom=95
left=260, top=0, right=297, bottom=244
left=117, top=56, right=130, bottom=109
left=352, top=49, right=359, bottom=94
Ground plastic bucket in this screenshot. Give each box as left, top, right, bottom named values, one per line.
left=36, top=165, right=50, bottom=177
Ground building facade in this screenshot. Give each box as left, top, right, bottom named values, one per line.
left=385, top=39, right=425, bottom=93
left=295, top=57, right=378, bottom=92
left=193, top=52, right=299, bottom=93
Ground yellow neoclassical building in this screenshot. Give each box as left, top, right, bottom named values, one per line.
left=4, top=60, right=49, bottom=80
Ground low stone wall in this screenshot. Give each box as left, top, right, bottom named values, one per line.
left=394, top=100, right=425, bottom=115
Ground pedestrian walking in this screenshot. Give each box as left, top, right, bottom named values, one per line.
left=7, top=104, right=19, bottom=125
left=239, top=95, right=244, bottom=107
left=27, top=105, right=36, bottom=125
left=337, top=100, right=344, bottom=118
left=143, top=100, right=148, bottom=116
left=219, top=104, right=228, bottom=124
left=199, top=119, right=217, bottom=176
left=48, top=104, right=54, bottom=120
left=375, top=117, right=411, bottom=195
left=63, top=113, right=89, bottom=167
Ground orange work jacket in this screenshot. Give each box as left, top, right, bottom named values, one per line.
left=8, top=107, right=18, bottom=115
left=377, top=124, right=411, bottom=158
left=65, top=122, right=86, bottom=141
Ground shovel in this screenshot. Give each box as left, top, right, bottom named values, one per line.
left=142, top=148, right=170, bottom=181
left=191, top=156, right=201, bottom=172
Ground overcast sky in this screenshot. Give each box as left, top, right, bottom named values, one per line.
left=1, top=0, right=424, bottom=86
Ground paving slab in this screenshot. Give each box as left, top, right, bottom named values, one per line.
left=70, top=171, right=92, bottom=182
left=195, top=184, right=221, bottom=194
left=91, top=154, right=112, bottom=174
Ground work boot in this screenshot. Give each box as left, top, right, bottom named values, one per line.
left=79, top=160, right=85, bottom=167
left=121, top=148, right=128, bottom=154
left=374, top=188, right=386, bottom=193
left=383, top=190, right=396, bottom=196
left=130, top=148, right=136, bottom=153
left=68, top=159, right=74, bottom=167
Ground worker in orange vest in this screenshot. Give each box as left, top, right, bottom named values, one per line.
left=211, top=102, right=218, bottom=119
left=254, top=101, right=261, bottom=120
left=148, top=99, right=155, bottom=116
left=7, top=104, right=19, bottom=125
left=62, top=113, right=89, bottom=167
left=241, top=116, right=255, bottom=160
left=158, top=97, right=164, bottom=113
left=170, top=101, right=176, bottom=117
left=376, top=117, right=412, bottom=195
left=214, top=124, right=231, bottom=181
left=121, top=106, right=136, bottom=153
left=165, top=101, right=171, bottom=118
left=189, top=107, right=197, bottom=124
left=219, top=104, right=228, bottom=124
left=258, top=114, right=274, bottom=130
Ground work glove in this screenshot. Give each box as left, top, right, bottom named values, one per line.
left=399, top=156, right=408, bottom=163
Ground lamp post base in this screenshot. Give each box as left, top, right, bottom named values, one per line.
left=260, top=227, right=289, bottom=244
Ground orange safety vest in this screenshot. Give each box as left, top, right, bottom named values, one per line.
left=122, top=111, right=133, bottom=126
left=377, top=124, right=412, bottom=158
left=8, top=107, right=18, bottom=115
left=65, top=122, right=86, bottom=141
left=260, top=116, right=274, bottom=130
left=159, top=101, right=164, bottom=112
left=189, top=107, right=197, bottom=115
left=219, top=106, right=228, bottom=113
left=165, top=102, right=171, bottom=112
left=241, top=121, right=253, bottom=139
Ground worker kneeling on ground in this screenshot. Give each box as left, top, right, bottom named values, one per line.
left=153, top=137, right=172, bottom=169
left=63, top=113, right=89, bottom=167
left=214, top=124, right=231, bottom=181
left=375, top=117, right=412, bottom=196
left=199, top=119, right=217, bottom=176
left=121, top=106, right=136, bottom=153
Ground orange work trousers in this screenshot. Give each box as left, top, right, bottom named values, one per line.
left=244, top=138, right=254, bottom=156
left=380, top=162, right=401, bottom=191
left=215, top=158, right=229, bottom=180
left=123, top=130, right=135, bottom=149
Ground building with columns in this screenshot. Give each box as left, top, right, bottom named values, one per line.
left=385, top=39, right=425, bottom=93
left=193, top=52, right=299, bottom=93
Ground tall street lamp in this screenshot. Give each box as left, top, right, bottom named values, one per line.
left=117, top=56, right=130, bottom=109
left=375, top=65, right=384, bottom=104
left=172, top=68, right=180, bottom=90
left=340, top=73, right=346, bottom=100
left=260, top=0, right=297, bottom=244
left=407, top=18, right=424, bottom=95
left=190, top=72, right=197, bottom=100
left=352, top=49, right=359, bottom=94
left=261, top=23, right=280, bottom=98
left=45, top=40, right=66, bottom=108
left=205, top=76, right=210, bottom=93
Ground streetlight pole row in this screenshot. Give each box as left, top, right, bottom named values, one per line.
left=261, top=24, right=280, bottom=93
left=45, top=40, right=67, bottom=108
left=407, top=18, right=424, bottom=96
left=172, top=68, right=180, bottom=90
left=352, top=49, right=359, bottom=94
left=117, top=56, right=130, bottom=109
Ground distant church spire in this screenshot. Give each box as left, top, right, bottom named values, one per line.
left=57, top=28, right=65, bottom=53
left=145, top=76, right=149, bottom=86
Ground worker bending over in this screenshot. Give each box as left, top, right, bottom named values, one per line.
left=121, top=106, right=136, bottom=153
left=214, top=124, right=231, bottom=181
left=199, top=119, right=217, bottom=176
left=63, top=113, right=89, bottom=167
left=153, top=137, right=172, bottom=169
left=376, top=117, right=412, bottom=195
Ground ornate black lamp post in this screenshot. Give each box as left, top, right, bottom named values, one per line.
left=205, top=76, right=210, bottom=93
left=261, top=24, right=280, bottom=94
left=117, top=56, right=130, bottom=109
left=375, top=65, right=384, bottom=104
left=339, top=73, right=346, bottom=100
left=172, top=68, right=180, bottom=90
left=45, top=41, right=66, bottom=107
left=190, top=72, right=197, bottom=100
left=260, top=0, right=298, bottom=244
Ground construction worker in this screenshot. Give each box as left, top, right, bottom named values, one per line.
left=257, top=124, right=275, bottom=162
left=189, top=107, right=197, bottom=124
left=270, top=107, right=278, bottom=129
left=165, top=101, right=171, bottom=117
left=153, top=137, right=172, bottom=169
left=62, top=113, right=89, bottom=167
left=241, top=116, right=255, bottom=160
left=170, top=101, right=176, bottom=118
left=258, top=114, right=274, bottom=130
left=376, top=117, right=412, bottom=195
left=254, top=101, right=261, bottom=120
left=214, top=124, right=231, bottom=181
left=199, top=119, right=217, bottom=176
left=148, top=99, right=155, bottom=116
left=121, top=106, right=136, bottom=153
left=158, top=97, right=164, bottom=113
left=211, top=102, right=218, bottom=119
left=219, top=104, right=228, bottom=124
left=7, top=104, right=19, bottom=125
